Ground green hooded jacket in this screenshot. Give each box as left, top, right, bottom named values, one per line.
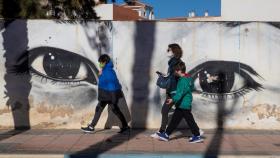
left=172, top=74, right=194, bottom=109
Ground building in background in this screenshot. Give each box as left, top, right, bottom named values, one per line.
left=95, top=0, right=154, bottom=20
left=120, top=0, right=154, bottom=20
left=1, top=0, right=279, bottom=21
left=220, top=0, right=280, bottom=21
left=34, top=0, right=153, bottom=20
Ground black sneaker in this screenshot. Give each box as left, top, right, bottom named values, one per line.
left=118, top=126, right=130, bottom=134
left=81, top=125, right=95, bottom=133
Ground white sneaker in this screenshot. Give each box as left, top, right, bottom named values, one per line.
left=200, top=129, right=204, bottom=136
left=189, top=129, right=204, bottom=140
left=150, top=132, right=160, bottom=139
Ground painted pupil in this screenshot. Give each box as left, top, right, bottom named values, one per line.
left=43, top=52, right=81, bottom=79
left=199, top=69, right=235, bottom=93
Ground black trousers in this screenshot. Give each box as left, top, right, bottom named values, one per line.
left=159, top=97, right=174, bottom=132
left=166, top=108, right=200, bottom=136
left=90, top=101, right=128, bottom=128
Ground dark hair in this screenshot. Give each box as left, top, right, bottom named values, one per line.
left=98, top=54, right=111, bottom=64
left=174, top=62, right=186, bottom=73
left=168, top=43, right=183, bottom=59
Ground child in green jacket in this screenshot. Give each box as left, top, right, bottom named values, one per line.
left=157, top=62, right=203, bottom=143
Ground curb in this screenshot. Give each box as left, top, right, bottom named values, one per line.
left=1, top=154, right=279, bottom=158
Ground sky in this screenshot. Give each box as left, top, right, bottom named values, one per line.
left=114, top=0, right=221, bottom=19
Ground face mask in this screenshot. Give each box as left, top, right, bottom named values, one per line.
left=167, top=51, right=174, bottom=58
left=99, top=63, right=105, bottom=68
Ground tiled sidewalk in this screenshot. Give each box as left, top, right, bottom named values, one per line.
left=0, top=129, right=280, bottom=157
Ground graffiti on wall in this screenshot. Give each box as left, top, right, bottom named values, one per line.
left=188, top=61, right=263, bottom=100
left=0, top=20, right=130, bottom=129
left=0, top=20, right=279, bottom=129
left=112, top=21, right=280, bottom=129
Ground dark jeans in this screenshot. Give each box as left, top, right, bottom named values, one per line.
left=159, top=96, right=174, bottom=133
left=166, top=108, right=200, bottom=136
left=90, top=101, right=128, bottom=128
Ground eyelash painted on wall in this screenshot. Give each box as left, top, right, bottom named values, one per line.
left=189, top=60, right=264, bottom=100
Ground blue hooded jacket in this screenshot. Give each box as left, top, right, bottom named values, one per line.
left=98, top=61, right=122, bottom=91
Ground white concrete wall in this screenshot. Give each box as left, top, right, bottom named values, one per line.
left=1, top=21, right=280, bottom=130
left=222, top=0, right=280, bottom=21
left=113, top=21, right=280, bottom=130
left=94, top=4, right=113, bottom=20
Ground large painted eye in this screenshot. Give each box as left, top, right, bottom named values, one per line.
left=189, top=61, right=263, bottom=100
left=29, top=47, right=98, bottom=85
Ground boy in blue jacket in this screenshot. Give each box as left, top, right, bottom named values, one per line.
left=81, top=54, right=130, bottom=133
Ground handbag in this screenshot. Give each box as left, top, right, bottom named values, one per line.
left=156, top=74, right=171, bottom=89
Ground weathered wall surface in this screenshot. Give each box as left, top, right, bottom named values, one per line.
left=222, top=0, right=280, bottom=21
left=0, top=20, right=279, bottom=129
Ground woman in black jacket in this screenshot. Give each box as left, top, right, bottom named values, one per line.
left=151, top=43, right=183, bottom=137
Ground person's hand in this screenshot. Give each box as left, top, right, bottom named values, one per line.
left=98, top=70, right=102, bottom=76
left=166, top=99, right=173, bottom=105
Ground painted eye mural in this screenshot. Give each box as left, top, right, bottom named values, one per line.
left=188, top=61, right=263, bottom=100
left=0, top=21, right=280, bottom=129
left=28, top=47, right=98, bottom=85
